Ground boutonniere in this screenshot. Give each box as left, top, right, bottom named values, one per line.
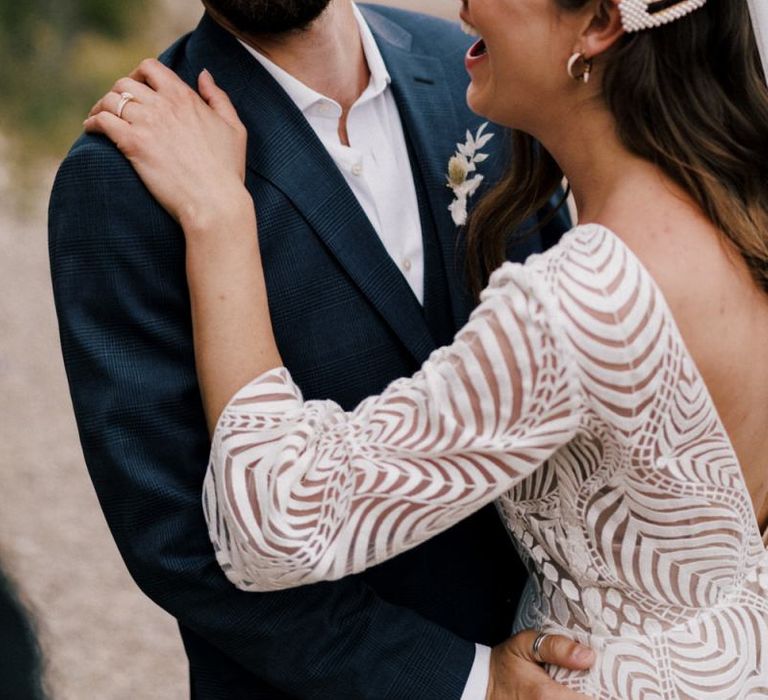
left=446, top=122, right=494, bottom=226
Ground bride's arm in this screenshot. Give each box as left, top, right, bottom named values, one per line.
left=181, top=204, right=281, bottom=435
left=205, top=260, right=582, bottom=592
left=85, top=61, right=282, bottom=433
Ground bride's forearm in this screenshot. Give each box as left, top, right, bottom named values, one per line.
left=183, top=194, right=283, bottom=433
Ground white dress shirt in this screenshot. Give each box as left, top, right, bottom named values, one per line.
left=239, top=6, right=490, bottom=697
left=240, top=5, right=424, bottom=303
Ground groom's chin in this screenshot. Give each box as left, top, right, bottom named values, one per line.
left=202, top=0, right=334, bottom=35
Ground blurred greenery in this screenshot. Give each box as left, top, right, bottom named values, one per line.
left=0, top=0, right=166, bottom=169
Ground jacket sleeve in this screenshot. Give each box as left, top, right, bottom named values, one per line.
left=48, top=135, right=478, bottom=700
left=204, top=256, right=583, bottom=592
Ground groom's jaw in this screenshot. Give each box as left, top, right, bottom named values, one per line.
left=201, top=0, right=334, bottom=36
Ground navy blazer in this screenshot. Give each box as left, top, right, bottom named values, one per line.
left=49, top=6, right=567, bottom=699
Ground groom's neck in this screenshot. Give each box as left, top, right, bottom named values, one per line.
left=218, top=0, right=370, bottom=113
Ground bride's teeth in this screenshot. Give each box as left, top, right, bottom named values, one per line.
left=461, top=20, right=479, bottom=37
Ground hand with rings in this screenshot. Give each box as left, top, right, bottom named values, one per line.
left=83, top=59, right=249, bottom=232
left=485, top=629, right=595, bottom=700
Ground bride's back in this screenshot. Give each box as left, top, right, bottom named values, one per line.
left=600, top=182, right=768, bottom=533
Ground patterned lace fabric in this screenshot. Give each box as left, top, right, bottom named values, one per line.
left=204, top=225, right=768, bottom=698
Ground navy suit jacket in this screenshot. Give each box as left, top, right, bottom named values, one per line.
left=49, top=6, right=567, bottom=699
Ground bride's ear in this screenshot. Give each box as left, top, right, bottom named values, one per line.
left=579, top=0, right=625, bottom=60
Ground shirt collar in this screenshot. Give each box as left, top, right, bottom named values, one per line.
left=355, top=4, right=391, bottom=97
left=237, top=4, right=391, bottom=116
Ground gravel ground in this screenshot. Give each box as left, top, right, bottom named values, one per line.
left=0, top=3, right=456, bottom=698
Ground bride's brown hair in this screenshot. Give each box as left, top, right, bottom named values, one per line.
left=465, top=0, right=768, bottom=297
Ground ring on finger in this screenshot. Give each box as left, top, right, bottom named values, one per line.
left=116, top=92, right=135, bottom=120
left=532, top=632, right=550, bottom=663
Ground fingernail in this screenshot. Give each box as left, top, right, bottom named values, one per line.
left=573, top=647, right=595, bottom=663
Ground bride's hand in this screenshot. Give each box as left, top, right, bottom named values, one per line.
left=84, top=59, right=249, bottom=232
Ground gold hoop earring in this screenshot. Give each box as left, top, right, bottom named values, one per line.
left=567, top=52, right=593, bottom=84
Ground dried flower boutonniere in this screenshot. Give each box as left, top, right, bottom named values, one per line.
left=446, top=122, right=494, bottom=226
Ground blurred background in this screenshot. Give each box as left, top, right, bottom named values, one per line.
left=0, top=1, right=456, bottom=698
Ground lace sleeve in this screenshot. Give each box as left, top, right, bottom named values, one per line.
left=203, top=263, right=583, bottom=591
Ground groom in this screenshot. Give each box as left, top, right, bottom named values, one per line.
left=49, top=1, right=584, bottom=698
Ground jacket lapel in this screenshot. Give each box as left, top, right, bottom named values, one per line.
left=364, top=9, right=478, bottom=329
left=185, top=14, right=437, bottom=364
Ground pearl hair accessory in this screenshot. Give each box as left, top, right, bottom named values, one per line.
left=618, top=0, right=707, bottom=33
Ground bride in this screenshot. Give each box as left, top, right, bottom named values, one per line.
left=85, top=0, right=768, bottom=696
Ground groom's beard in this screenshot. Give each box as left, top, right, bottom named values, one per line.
left=202, top=0, right=334, bottom=34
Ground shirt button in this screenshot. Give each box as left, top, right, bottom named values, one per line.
left=403, top=258, right=412, bottom=272
left=351, top=163, right=363, bottom=176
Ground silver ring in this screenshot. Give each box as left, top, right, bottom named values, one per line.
left=116, top=92, right=135, bottom=120
left=532, top=632, right=550, bottom=663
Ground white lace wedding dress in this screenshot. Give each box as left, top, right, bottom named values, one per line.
left=203, top=224, right=768, bottom=698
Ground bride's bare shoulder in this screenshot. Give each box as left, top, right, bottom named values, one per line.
left=593, top=186, right=745, bottom=308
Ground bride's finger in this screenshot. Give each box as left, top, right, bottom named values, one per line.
left=88, top=93, right=117, bottom=119
left=110, top=76, right=158, bottom=105
left=198, top=69, right=243, bottom=130
left=129, top=58, right=187, bottom=96
left=83, top=111, right=132, bottom=149
left=89, top=92, right=142, bottom=123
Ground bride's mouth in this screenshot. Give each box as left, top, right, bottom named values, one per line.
left=468, top=38, right=487, bottom=58
left=465, top=37, right=488, bottom=71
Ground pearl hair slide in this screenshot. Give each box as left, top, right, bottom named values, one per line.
left=618, top=0, right=708, bottom=32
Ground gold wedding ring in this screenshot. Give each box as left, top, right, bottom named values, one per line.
left=116, top=92, right=135, bottom=120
